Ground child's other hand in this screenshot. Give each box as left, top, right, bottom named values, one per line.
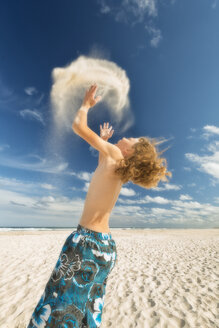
left=100, top=122, right=114, bottom=140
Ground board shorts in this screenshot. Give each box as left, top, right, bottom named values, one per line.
left=27, top=224, right=117, bottom=328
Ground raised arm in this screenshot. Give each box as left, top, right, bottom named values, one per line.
left=98, top=122, right=114, bottom=164
left=72, top=85, right=118, bottom=159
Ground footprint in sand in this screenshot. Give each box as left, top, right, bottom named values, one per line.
left=148, top=298, right=156, bottom=307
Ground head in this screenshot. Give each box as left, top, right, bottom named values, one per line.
left=114, top=137, right=140, bottom=158
left=114, top=136, right=172, bottom=189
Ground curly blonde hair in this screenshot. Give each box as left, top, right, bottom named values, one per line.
left=114, top=136, right=172, bottom=188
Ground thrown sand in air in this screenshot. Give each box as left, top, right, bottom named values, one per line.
left=50, top=55, right=134, bottom=135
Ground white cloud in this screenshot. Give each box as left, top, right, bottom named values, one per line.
left=172, top=199, right=203, bottom=210
left=0, top=175, right=218, bottom=228
left=40, top=183, right=56, bottom=190
left=179, top=194, right=193, bottom=201
left=211, top=0, right=218, bottom=9
left=0, top=142, right=96, bottom=184
left=99, top=0, right=111, bottom=14
left=202, top=161, right=219, bottom=179
left=202, top=125, right=219, bottom=140
left=97, top=0, right=167, bottom=48
left=24, top=87, right=38, bottom=96
left=0, top=187, right=85, bottom=221
left=183, top=166, right=191, bottom=171
left=19, top=109, right=45, bottom=126
left=185, top=140, right=219, bottom=182
left=112, top=204, right=143, bottom=217
left=203, top=124, right=219, bottom=134
left=0, top=176, right=56, bottom=195
left=98, top=0, right=158, bottom=20
left=145, top=195, right=170, bottom=204
left=73, top=171, right=93, bottom=182
left=122, top=0, right=158, bottom=18
left=145, top=24, right=162, bottom=48
left=117, top=198, right=138, bottom=204
left=187, top=183, right=196, bottom=187
left=151, top=183, right=181, bottom=191
left=151, top=207, right=172, bottom=215
left=82, top=182, right=90, bottom=192
left=187, top=127, right=198, bottom=140
left=89, top=145, right=99, bottom=158
left=0, top=77, right=46, bottom=117
left=0, top=152, right=69, bottom=175
left=36, top=93, right=45, bottom=105
left=120, top=187, right=136, bottom=196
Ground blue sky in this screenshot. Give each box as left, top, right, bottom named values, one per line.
left=0, top=0, right=218, bottom=229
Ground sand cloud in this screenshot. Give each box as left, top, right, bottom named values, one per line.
left=50, top=55, right=135, bottom=136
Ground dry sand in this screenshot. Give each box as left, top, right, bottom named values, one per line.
left=0, top=228, right=218, bottom=328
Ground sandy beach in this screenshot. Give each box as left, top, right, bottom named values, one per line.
left=0, top=228, right=218, bottom=328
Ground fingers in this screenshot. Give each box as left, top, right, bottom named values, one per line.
left=90, top=84, right=97, bottom=94
left=86, top=84, right=97, bottom=97
left=101, top=122, right=113, bottom=129
left=103, top=122, right=109, bottom=128
left=90, top=84, right=97, bottom=90
left=100, top=122, right=114, bottom=135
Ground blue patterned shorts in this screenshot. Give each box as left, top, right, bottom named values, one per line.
left=27, top=224, right=117, bottom=328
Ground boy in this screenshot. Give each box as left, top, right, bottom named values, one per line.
left=27, top=84, right=171, bottom=328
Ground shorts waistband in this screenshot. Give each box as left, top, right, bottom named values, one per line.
left=76, top=224, right=112, bottom=240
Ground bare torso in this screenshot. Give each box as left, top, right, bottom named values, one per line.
left=78, top=152, right=124, bottom=233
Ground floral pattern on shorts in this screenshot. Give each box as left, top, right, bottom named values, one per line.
left=27, top=225, right=117, bottom=328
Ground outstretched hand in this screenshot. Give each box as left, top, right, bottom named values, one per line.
left=82, top=84, right=102, bottom=108
left=100, top=122, right=114, bottom=140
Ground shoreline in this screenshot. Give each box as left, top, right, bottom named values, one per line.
left=0, top=228, right=217, bottom=236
